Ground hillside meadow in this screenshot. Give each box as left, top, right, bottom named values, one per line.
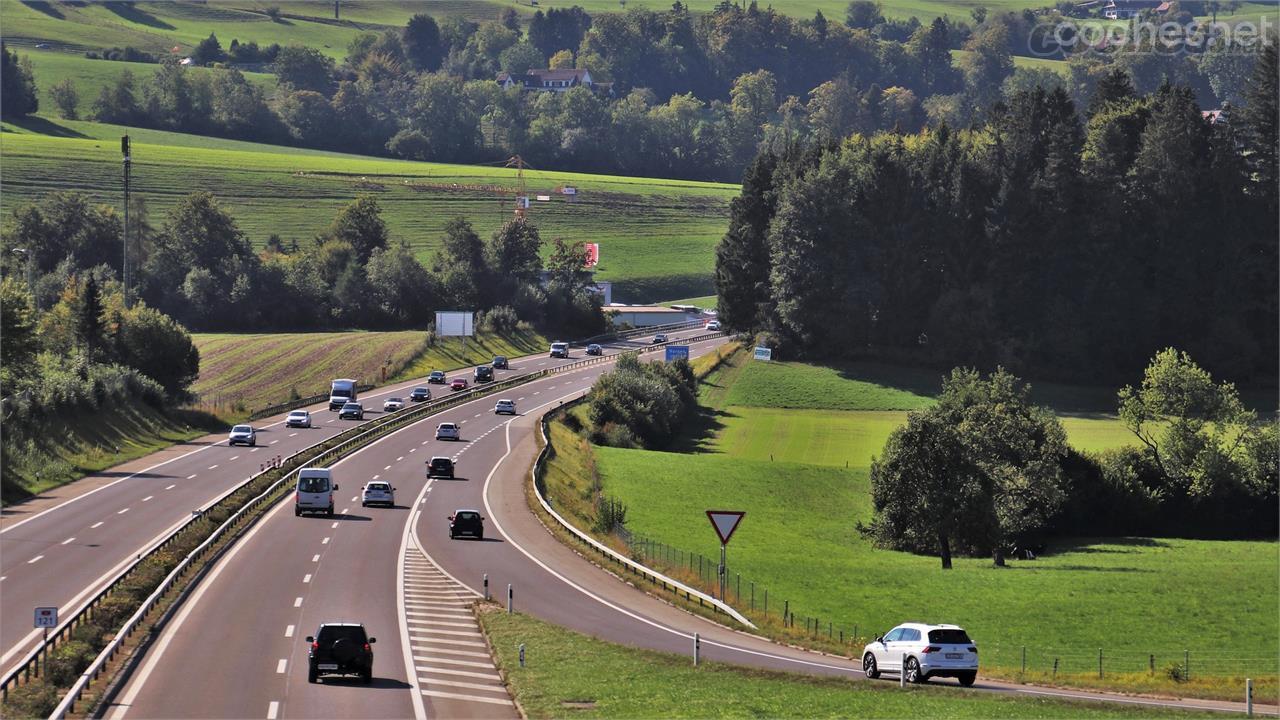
left=0, top=130, right=735, bottom=301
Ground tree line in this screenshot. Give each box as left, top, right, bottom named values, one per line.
left=6, top=1, right=1260, bottom=182
left=866, top=351, right=1277, bottom=568
left=714, top=46, right=1278, bottom=388
left=2, top=190, right=606, bottom=340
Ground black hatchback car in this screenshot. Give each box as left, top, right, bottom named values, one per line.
left=410, top=387, right=431, bottom=402
left=426, top=456, right=455, bottom=479
left=448, top=509, right=484, bottom=540
left=306, top=623, right=375, bottom=683
left=492, top=355, right=508, bottom=369
left=474, top=365, right=494, bottom=383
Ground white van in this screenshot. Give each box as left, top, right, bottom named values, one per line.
left=295, top=468, right=338, bottom=517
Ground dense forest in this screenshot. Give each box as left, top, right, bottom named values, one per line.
left=2, top=2, right=1263, bottom=182
left=714, top=43, right=1278, bottom=387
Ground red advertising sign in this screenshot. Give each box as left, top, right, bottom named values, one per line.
left=584, top=243, right=600, bottom=268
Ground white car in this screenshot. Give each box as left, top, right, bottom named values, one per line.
left=285, top=410, right=311, bottom=428
left=435, top=422, right=460, bottom=441
left=494, top=399, right=516, bottom=415
left=228, top=424, right=256, bottom=446
left=549, top=342, right=569, bottom=358
left=383, top=397, right=404, bottom=412
left=862, top=623, right=978, bottom=686
left=360, top=481, right=395, bottom=508
left=706, top=320, right=721, bottom=331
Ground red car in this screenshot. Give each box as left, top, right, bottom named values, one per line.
left=450, top=377, right=469, bottom=391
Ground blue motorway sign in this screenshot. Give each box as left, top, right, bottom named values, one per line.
left=665, top=345, right=690, bottom=362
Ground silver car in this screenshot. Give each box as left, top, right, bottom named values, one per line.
left=383, top=397, right=404, bottom=412
left=228, top=424, right=256, bottom=446
left=360, top=481, right=395, bottom=508
left=494, top=399, right=516, bottom=415
left=286, top=410, right=311, bottom=428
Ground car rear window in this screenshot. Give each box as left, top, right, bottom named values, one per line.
left=456, top=512, right=479, bottom=520
left=432, top=458, right=451, bottom=466
left=368, top=483, right=389, bottom=491
left=317, top=625, right=366, bottom=644
left=928, top=629, right=972, bottom=644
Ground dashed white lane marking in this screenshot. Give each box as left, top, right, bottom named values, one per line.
left=0, top=576, right=5, bottom=582
left=285, top=625, right=295, bottom=638
left=322, top=537, right=330, bottom=545
left=303, top=574, right=312, bottom=584
left=532, top=391, right=540, bottom=395
left=409, top=448, right=416, bottom=453
left=208, top=465, right=219, bottom=470
left=517, top=397, right=525, bottom=401
left=384, top=465, right=392, bottom=471
left=267, top=700, right=279, bottom=719
left=165, top=484, right=176, bottom=490
left=372, top=475, right=380, bottom=480
left=276, top=658, right=287, bottom=674
left=473, top=413, right=481, bottom=418
left=28, top=555, right=43, bottom=564
left=91, top=521, right=104, bottom=529
left=61, top=537, right=75, bottom=545
left=327, top=419, right=335, bottom=424
left=312, top=554, right=320, bottom=562
left=397, top=456, right=404, bottom=462
left=350, top=496, right=358, bottom=502
left=142, top=495, right=153, bottom=502
left=293, top=597, right=303, bottom=607
left=117, top=508, right=130, bottom=515
left=270, top=440, right=279, bottom=445
left=187, top=474, right=197, bottom=480
left=230, top=455, right=240, bottom=461
left=289, top=432, right=298, bottom=437
left=332, top=522, right=340, bottom=529
left=341, top=508, right=349, bottom=514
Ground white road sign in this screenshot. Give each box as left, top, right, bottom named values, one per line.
left=706, top=510, right=745, bottom=545
left=34, top=607, right=57, bottom=628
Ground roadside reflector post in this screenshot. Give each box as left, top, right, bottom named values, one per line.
left=1185, top=650, right=1190, bottom=681
left=900, top=654, right=907, bottom=687
left=519, top=643, right=526, bottom=668
left=694, top=633, right=700, bottom=666
left=483, top=573, right=490, bottom=601
left=784, top=600, right=789, bottom=626
left=1247, top=678, right=1253, bottom=717
left=507, top=584, right=513, bottom=614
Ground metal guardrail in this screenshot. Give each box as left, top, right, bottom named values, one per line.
left=527, top=334, right=754, bottom=628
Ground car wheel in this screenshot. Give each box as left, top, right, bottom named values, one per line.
left=295, top=507, right=301, bottom=517
left=958, top=671, right=976, bottom=687
left=308, top=667, right=318, bottom=683
left=477, top=531, right=484, bottom=541
left=361, top=668, right=372, bottom=684
left=250, top=440, right=255, bottom=446
left=905, top=657, right=925, bottom=684
left=327, top=506, right=334, bottom=517
left=863, top=653, right=880, bottom=679
left=361, top=501, right=367, bottom=508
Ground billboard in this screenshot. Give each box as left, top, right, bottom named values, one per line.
left=435, top=311, right=475, bottom=337
left=584, top=243, right=599, bottom=268
left=753, top=346, right=773, bottom=361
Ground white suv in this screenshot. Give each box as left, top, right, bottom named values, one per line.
left=435, top=422, right=460, bottom=441
left=862, top=623, right=978, bottom=686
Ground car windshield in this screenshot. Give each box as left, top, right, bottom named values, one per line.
left=389, top=398, right=402, bottom=403
left=928, top=629, right=972, bottom=644
left=232, top=425, right=251, bottom=432
left=299, top=477, right=329, bottom=493
left=290, top=412, right=306, bottom=417
left=343, top=403, right=359, bottom=409
left=431, top=371, right=444, bottom=377
left=317, top=625, right=366, bottom=644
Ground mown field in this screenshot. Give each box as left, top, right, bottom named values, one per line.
left=0, top=131, right=735, bottom=301
left=479, top=608, right=1226, bottom=719
left=20, top=49, right=277, bottom=120
left=550, top=350, right=1278, bottom=698
left=190, top=328, right=546, bottom=412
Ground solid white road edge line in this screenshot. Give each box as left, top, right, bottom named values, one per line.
left=398, top=478, right=432, bottom=720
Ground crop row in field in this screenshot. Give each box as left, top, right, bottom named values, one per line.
left=190, top=328, right=546, bottom=412
left=1, top=131, right=735, bottom=301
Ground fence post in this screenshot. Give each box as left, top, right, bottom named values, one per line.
left=751, top=581, right=755, bottom=611
left=1184, top=650, right=1190, bottom=681
left=1022, top=646, right=1026, bottom=675
left=1098, top=647, right=1103, bottom=678
left=1149, top=654, right=1154, bottom=675
left=784, top=600, right=789, bottom=626
left=1052, top=658, right=1058, bottom=680
left=764, top=589, right=768, bottom=614
left=1247, top=678, right=1253, bottom=717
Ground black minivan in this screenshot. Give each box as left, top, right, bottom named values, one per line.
left=306, top=623, right=375, bottom=683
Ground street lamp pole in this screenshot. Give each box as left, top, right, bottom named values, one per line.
left=122, top=134, right=131, bottom=309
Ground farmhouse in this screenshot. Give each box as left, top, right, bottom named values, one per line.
left=1075, top=0, right=1163, bottom=19
left=495, top=68, right=613, bottom=95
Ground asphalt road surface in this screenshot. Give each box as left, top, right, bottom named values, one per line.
left=0, top=327, right=708, bottom=680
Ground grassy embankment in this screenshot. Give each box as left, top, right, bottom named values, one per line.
left=478, top=606, right=1227, bottom=719
left=540, top=349, right=1279, bottom=701
left=0, top=130, right=735, bottom=302
left=190, top=328, right=547, bottom=416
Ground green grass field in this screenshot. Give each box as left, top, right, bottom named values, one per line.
left=190, top=328, right=546, bottom=413
left=479, top=607, right=1226, bottom=718
left=21, top=49, right=277, bottom=121
left=0, top=130, right=735, bottom=301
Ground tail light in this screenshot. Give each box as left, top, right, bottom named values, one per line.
left=363, top=643, right=371, bottom=652
left=922, top=646, right=941, bottom=654
left=295, top=492, right=300, bottom=503
left=310, top=641, right=319, bottom=651
left=969, top=646, right=978, bottom=653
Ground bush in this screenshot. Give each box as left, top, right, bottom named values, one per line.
left=1165, top=662, right=1187, bottom=683
left=45, top=639, right=94, bottom=686
left=93, top=594, right=139, bottom=630
left=2, top=680, right=59, bottom=718
left=593, top=496, right=628, bottom=535
left=478, top=305, right=520, bottom=334
left=560, top=410, right=583, bottom=434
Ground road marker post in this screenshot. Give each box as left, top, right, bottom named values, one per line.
left=1247, top=678, right=1253, bottom=716
left=900, top=654, right=907, bottom=687
left=507, top=584, right=513, bottom=614
left=483, top=573, right=490, bottom=601
left=519, top=644, right=526, bottom=668
left=694, top=633, right=700, bottom=666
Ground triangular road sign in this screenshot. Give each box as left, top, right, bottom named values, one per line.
left=706, top=510, right=745, bottom=545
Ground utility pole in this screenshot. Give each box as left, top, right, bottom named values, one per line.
left=121, top=134, right=131, bottom=308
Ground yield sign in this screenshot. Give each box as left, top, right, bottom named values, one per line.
left=706, top=510, right=745, bottom=545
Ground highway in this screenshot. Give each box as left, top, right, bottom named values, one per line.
left=103, top=333, right=1272, bottom=720
left=0, top=327, right=707, bottom=681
